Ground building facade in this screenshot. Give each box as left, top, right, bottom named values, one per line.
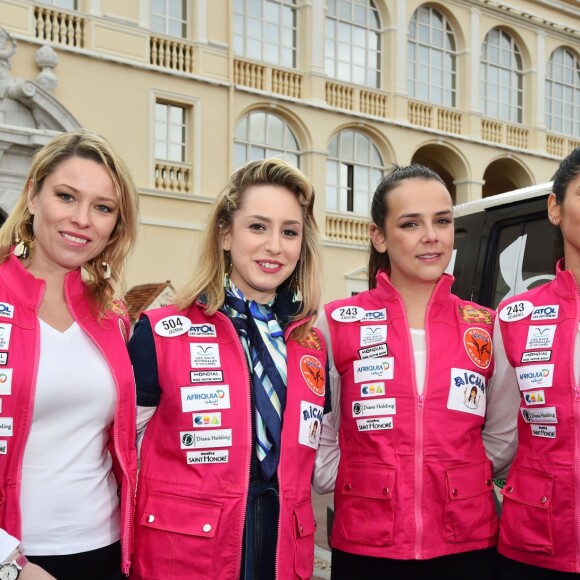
left=0, top=0, right=578, bottom=301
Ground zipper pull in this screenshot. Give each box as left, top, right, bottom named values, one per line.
left=418, top=394, right=425, bottom=410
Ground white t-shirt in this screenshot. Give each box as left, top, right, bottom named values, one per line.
left=19, top=321, right=120, bottom=555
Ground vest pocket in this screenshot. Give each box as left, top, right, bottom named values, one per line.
left=499, top=467, right=554, bottom=555
left=443, top=460, right=498, bottom=543
left=293, top=500, right=316, bottom=579
left=334, top=463, right=396, bottom=547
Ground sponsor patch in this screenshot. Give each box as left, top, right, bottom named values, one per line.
left=356, top=417, right=393, bottom=431
left=190, top=343, right=221, bottom=368
left=0, top=369, right=13, bottom=396
left=300, top=355, right=325, bottom=396
left=297, top=331, right=323, bottom=351
left=516, top=364, right=554, bottom=391
left=362, top=309, right=387, bottom=321
left=190, top=370, right=224, bottom=383
left=521, top=406, right=557, bottom=424
left=181, top=385, right=230, bottom=412
left=192, top=412, right=222, bottom=428
left=330, top=306, right=365, bottom=323
left=521, top=350, right=552, bottom=363
left=352, top=398, right=396, bottom=418
left=0, top=418, right=13, bottom=437
left=525, top=325, right=556, bottom=350
left=154, top=315, right=192, bottom=337
left=360, top=382, right=385, bottom=397
left=447, top=368, right=486, bottom=417
left=187, top=450, right=229, bottom=464
left=498, top=300, right=534, bottom=322
left=353, top=357, right=394, bottom=383
left=0, top=303, right=14, bottom=319
left=358, top=343, right=388, bottom=359
left=531, top=305, right=559, bottom=321
left=298, top=401, right=324, bottom=449
left=523, top=390, right=546, bottom=406
left=0, top=440, right=6, bottom=454
left=180, top=428, right=232, bottom=449
left=360, top=325, right=387, bottom=347
left=188, top=323, right=217, bottom=338
left=0, top=353, right=7, bottom=366
left=459, top=305, right=492, bottom=325
left=530, top=424, right=556, bottom=438
left=0, top=324, right=12, bottom=351
left=463, top=328, right=492, bottom=369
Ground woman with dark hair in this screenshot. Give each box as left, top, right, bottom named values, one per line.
left=495, top=147, right=580, bottom=578
left=314, top=164, right=517, bottom=579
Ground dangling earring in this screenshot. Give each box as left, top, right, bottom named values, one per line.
left=102, top=259, right=111, bottom=280
left=14, top=237, right=34, bottom=260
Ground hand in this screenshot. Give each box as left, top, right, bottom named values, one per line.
left=19, top=563, right=56, bottom=579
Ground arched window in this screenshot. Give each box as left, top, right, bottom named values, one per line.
left=233, top=0, right=297, bottom=68
left=325, top=0, right=380, bottom=88
left=234, top=111, right=301, bottom=167
left=326, top=130, right=383, bottom=214
left=546, top=48, right=580, bottom=138
left=480, top=28, right=523, bottom=123
left=407, top=6, right=456, bottom=107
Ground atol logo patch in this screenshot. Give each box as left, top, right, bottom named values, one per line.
left=521, top=351, right=552, bottom=363
left=188, top=323, right=217, bottom=337
left=181, top=385, right=230, bottom=412
left=459, top=305, right=492, bottom=325
left=193, top=412, right=222, bottom=428
left=300, top=355, right=325, bottom=396
left=360, top=382, right=385, bottom=397
left=0, top=303, right=14, bottom=319
left=531, top=305, right=559, bottom=321
left=190, top=370, right=223, bottom=383
left=463, top=328, right=492, bottom=369
left=362, top=309, right=387, bottom=322
left=523, top=390, right=546, bottom=406
left=0, top=369, right=13, bottom=396
left=180, top=428, right=232, bottom=449
left=516, top=364, right=554, bottom=391
left=521, top=406, right=557, bottom=424
left=530, top=425, right=556, bottom=438
left=190, top=343, right=221, bottom=368
left=187, top=450, right=229, bottom=464
left=360, top=325, right=387, bottom=347
left=358, top=343, right=388, bottom=360
left=353, top=358, right=394, bottom=383
left=525, top=326, right=556, bottom=350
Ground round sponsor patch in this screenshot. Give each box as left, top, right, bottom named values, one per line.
left=498, top=300, right=533, bottom=322
left=154, top=315, right=192, bottom=337
left=300, top=355, right=325, bottom=396
left=463, top=327, right=492, bottom=369
left=330, top=306, right=365, bottom=323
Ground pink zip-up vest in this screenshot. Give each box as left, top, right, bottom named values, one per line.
left=0, top=253, right=137, bottom=574
left=498, top=261, right=580, bottom=572
left=131, top=304, right=327, bottom=580
left=325, top=271, right=497, bottom=560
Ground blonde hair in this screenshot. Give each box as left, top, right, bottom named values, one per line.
left=0, top=129, right=139, bottom=316
left=174, top=158, right=321, bottom=339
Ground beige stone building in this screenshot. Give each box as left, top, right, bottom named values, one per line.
left=0, top=0, right=578, bottom=303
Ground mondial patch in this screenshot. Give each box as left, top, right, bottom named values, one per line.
left=356, top=417, right=393, bottom=431
left=498, top=300, right=533, bottom=322
left=360, top=325, right=387, bottom=347
left=358, top=343, right=388, bottom=359
left=187, top=450, right=229, bottom=464
left=521, top=406, right=557, bottom=424
left=154, top=315, right=192, bottom=337
left=352, top=398, right=396, bottom=418
left=190, top=343, right=221, bottom=368
left=515, top=364, right=554, bottom=390
left=353, top=357, right=394, bottom=383
left=521, top=351, right=552, bottom=363
left=180, top=428, right=233, bottom=449
left=190, top=370, right=224, bottom=383
left=181, top=385, right=230, bottom=412
left=330, top=306, right=365, bottom=323
left=360, top=382, right=385, bottom=397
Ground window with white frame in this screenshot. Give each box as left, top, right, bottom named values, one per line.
left=155, top=102, right=186, bottom=163
left=325, top=0, right=381, bottom=88
left=326, top=130, right=383, bottom=214
left=37, top=0, right=76, bottom=9
left=233, top=0, right=297, bottom=68
left=151, top=0, right=187, bottom=39
left=480, top=28, right=523, bottom=123
left=546, top=47, right=580, bottom=139
left=234, top=111, right=301, bottom=168
left=407, top=6, right=456, bottom=107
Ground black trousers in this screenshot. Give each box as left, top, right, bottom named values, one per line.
left=498, top=553, right=580, bottom=579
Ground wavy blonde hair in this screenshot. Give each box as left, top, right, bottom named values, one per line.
left=174, top=158, right=321, bottom=340
left=0, top=129, right=139, bottom=317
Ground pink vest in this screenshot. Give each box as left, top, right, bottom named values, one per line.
left=498, top=262, right=580, bottom=572
left=131, top=304, right=327, bottom=580
left=0, top=254, right=136, bottom=574
left=326, top=271, right=498, bottom=560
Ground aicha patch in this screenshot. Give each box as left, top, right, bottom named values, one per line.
left=463, top=327, right=492, bottom=369
left=459, top=305, right=492, bottom=325
left=300, top=355, right=325, bottom=396
left=297, top=331, right=323, bottom=351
